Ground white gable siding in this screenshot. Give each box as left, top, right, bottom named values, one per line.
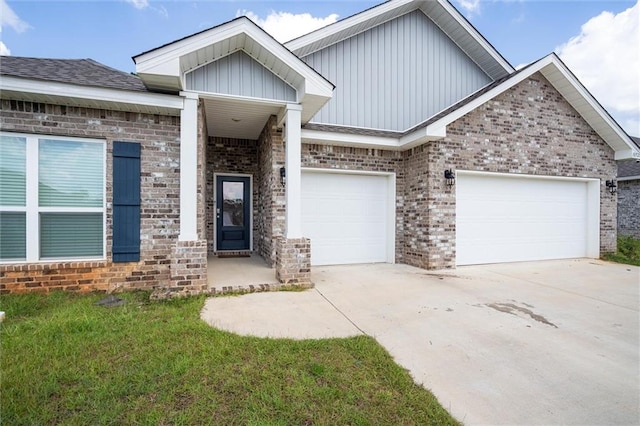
left=185, top=51, right=297, bottom=102
left=302, top=10, right=492, bottom=131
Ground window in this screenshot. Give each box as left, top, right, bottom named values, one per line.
left=0, top=133, right=105, bottom=262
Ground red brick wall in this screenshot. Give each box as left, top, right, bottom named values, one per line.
left=0, top=100, right=181, bottom=294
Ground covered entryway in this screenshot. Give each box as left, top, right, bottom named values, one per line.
left=301, top=170, right=395, bottom=266
left=456, top=171, right=600, bottom=265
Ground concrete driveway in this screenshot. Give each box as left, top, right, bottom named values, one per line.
left=201, top=259, right=640, bottom=425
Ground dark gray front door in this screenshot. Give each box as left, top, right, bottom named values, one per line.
left=216, top=175, right=250, bottom=251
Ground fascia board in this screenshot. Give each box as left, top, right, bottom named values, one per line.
left=436, top=0, right=514, bottom=73
left=618, top=175, right=640, bottom=181
left=285, top=0, right=416, bottom=53
left=301, top=128, right=401, bottom=149
left=615, top=149, right=640, bottom=160
left=0, top=76, right=184, bottom=111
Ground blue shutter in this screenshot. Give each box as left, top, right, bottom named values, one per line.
left=112, top=142, right=141, bottom=262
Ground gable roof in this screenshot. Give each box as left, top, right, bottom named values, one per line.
left=132, top=16, right=334, bottom=124
left=302, top=53, right=640, bottom=161
left=618, top=137, right=640, bottom=180
left=0, top=56, right=147, bottom=92
left=285, top=0, right=514, bottom=80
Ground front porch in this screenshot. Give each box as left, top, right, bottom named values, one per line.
left=207, top=254, right=278, bottom=290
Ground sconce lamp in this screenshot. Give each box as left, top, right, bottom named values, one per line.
left=280, top=167, right=286, bottom=187
left=605, top=180, right=617, bottom=195
left=444, top=169, right=455, bottom=187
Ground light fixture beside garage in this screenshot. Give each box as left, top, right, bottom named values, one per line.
left=280, top=167, right=286, bottom=187
left=444, top=169, right=455, bottom=187
left=605, top=180, right=617, bottom=195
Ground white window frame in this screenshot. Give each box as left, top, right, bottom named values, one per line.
left=0, top=132, right=106, bottom=263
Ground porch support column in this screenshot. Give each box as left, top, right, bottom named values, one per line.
left=178, top=91, right=199, bottom=241
left=284, top=103, right=303, bottom=239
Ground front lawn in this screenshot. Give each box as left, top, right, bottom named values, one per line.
left=1, top=291, right=458, bottom=425
left=604, top=236, right=640, bottom=266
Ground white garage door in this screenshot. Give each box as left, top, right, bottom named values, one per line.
left=456, top=173, right=597, bottom=266
left=302, top=171, right=391, bottom=266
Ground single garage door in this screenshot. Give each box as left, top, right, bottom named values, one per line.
left=456, top=173, right=597, bottom=265
left=302, top=171, right=391, bottom=266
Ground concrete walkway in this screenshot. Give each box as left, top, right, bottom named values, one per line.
left=201, top=259, right=640, bottom=425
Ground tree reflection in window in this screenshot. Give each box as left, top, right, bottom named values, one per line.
left=222, top=182, right=244, bottom=226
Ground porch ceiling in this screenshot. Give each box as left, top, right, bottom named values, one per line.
left=204, top=97, right=281, bottom=140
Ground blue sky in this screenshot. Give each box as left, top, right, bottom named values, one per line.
left=1, top=0, right=638, bottom=134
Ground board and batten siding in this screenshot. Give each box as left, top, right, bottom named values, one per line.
left=185, top=51, right=297, bottom=102
left=302, top=10, right=492, bottom=131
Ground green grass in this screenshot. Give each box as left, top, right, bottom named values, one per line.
left=604, top=236, right=640, bottom=266
left=1, top=291, right=459, bottom=425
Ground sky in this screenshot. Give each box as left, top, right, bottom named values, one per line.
left=1, top=0, right=638, bottom=135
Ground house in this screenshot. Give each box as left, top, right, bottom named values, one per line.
left=617, top=136, right=640, bottom=238
left=1, top=0, right=639, bottom=295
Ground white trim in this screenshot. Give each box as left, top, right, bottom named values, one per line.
left=618, top=175, right=640, bottom=182
left=456, top=170, right=600, bottom=260
left=213, top=173, right=254, bottom=252
left=134, top=18, right=334, bottom=99
left=0, top=75, right=184, bottom=112
left=285, top=104, right=303, bottom=239
left=0, top=132, right=106, bottom=264
left=456, top=169, right=600, bottom=183
left=301, top=167, right=396, bottom=264
left=178, top=93, right=200, bottom=241
left=196, top=91, right=287, bottom=108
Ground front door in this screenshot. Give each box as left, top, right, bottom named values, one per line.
left=216, top=175, right=251, bottom=251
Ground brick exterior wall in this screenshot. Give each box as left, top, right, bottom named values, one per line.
left=256, top=116, right=285, bottom=266
left=408, top=73, right=617, bottom=269
left=275, top=237, right=312, bottom=285
left=618, top=180, right=640, bottom=238
left=0, top=100, right=183, bottom=294
left=301, top=144, right=405, bottom=262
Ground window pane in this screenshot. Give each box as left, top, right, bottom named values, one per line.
left=222, top=181, right=244, bottom=226
left=0, top=135, right=26, bottom=206
left=0, top=212, right=26, bottom=260
left=39, top=139, right=104, bottom=207
left=40, top=213, right=103, bottom=259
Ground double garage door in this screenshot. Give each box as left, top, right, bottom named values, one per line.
left=456, top=173, right=598, bottom=265
left=301, top=171, right=392, bottom=266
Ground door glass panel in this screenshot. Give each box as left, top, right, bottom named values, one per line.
left=222, top=181, right=244, bottom=226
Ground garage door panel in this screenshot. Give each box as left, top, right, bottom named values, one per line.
left=302, top=171, right=390, bottom=266
left=457, top=173, right=590, bottom=265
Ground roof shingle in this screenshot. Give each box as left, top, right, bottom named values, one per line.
left=0, top=56, right=147, bottom=92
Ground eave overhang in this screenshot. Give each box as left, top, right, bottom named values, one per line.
left=0, top=75, right=183, bottom=116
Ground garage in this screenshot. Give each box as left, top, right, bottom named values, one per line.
left=456, top=172, right=600, bottom=265
left=301, top=170, right=394, bottom=266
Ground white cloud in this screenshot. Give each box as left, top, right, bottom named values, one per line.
left=124, top=0, right=167, bottom=17
left=0, top=41, right=10, bottom=56
left=237, top=10, right=339, bottom=43
left=556, top=2, right=640, bottom=135
left=0, top=0, right=30, bottom=33
left=125, top=0, right=149, bottom=10
left=455, top=0, right=481, bottom=15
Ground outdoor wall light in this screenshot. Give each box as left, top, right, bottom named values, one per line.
left=444, top=169, right=455, bottom=187
left=280, top=166, right=286, bottom=187
left=606, top=180, right=617, bottom=195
